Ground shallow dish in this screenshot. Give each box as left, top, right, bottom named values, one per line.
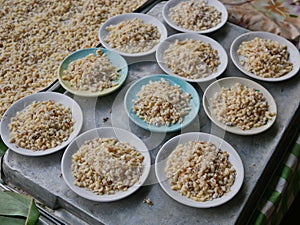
left=0, top=92, right=83, bottom=156
left=99, top=13, right=168, bottom=57
left=162, top=0, right=228, bottom=34
left=156, top=33, right=228, bottom=83
left=230, top=31, right=300, bottom=82
left=58, top=48, right=128, bottom=97
left=155, top=132, right=244, bottom=208
left=61, top=127, right=151, bottom=202
left=203, top=77, right=277, bottom=135
left=124, top=74, right=200, bottom=133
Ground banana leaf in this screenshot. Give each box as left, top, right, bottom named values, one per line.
left=0, top=191, right=40, bottom=225
left=0, top=216, right=25, bottom=225
left=0, top=137, right=7, bottom=158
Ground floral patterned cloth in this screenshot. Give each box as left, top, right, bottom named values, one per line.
left=222, top=0, right=300, bottom=49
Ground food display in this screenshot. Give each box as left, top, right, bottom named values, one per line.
left=8, top=100, right=74, bottom=151
left=211, top=83, right=276, bottom=130
left=237, top=37, right=293, bottom=78
left=163, top=39, right=220, bottom=79
left=4, top=0, right=297, bottom=220
left=132, top=78, right=192, bottom=126
left=61, top=50, right=120, bottom=92
left=169, top=0, right=222, bottom=31
left=0, top=0, right=147, bottom=119
left=165, top=141, right=236, bottom=202
left=71, top=137, right=144, bottom=195
left=104, top=18, right=161, bottom=54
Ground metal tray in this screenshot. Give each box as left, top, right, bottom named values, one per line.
left=2, top=2, right=300, bottom=225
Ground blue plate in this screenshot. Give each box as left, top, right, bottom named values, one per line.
left=124, top=74, right=200, bottom=133
left=58, top=48, right=128, bottom=97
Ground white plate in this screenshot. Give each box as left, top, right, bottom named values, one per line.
left=0, top=92, right=83, bottom=156
left=162, top=0, right=228, bottom=34
left=58, top=48, right=128, bottom=97
left=156, top=33, right=228, bottom=83
left=155, top=132, right=244, bottom=208
left=203, top=77, right=277, bottom=135
left=124, top=74, right=200, bottom=133
left=99, top=13, right=168, bottom=57
left=61, top=127, right=151, bottom=202
left=230, top=31, right=300, bottom=82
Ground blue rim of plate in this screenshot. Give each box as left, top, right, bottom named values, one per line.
left=58, top=48, right=128, bottom=97
left=124, top=74, right=200, bottom=133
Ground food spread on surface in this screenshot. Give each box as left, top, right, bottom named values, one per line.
left=132, top=78, right=192, bottom=126
left=169, top=0, right=222, bottom=31
left=0, top=0, right=147, bottom=119
left=105, top=18, right=160, bottom=54
left=165, top=141, right=236, bottom=202
left=164, top=39, right=220, bottom=79
left=237, top=37, right=293, bottom=78
left=212, top=83, right=276, bottom=130
left=62, top=50, right=120, bottom=92
left=9, top=100, right=74, bottom=151
left=71, top=137, right=144, bottom=195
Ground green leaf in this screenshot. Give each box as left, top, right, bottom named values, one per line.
left=0, top=148, right=5, bottom=158
left=26, top=199, right=40, bottom=225
left=0, top=137, right=7, bottom=157
left=0, top=191, right=40, bottom=225
left=0, top=191, right=28, bottom=217
left=0, top=216, right=25, bottom=225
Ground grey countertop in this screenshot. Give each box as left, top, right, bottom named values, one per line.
left=2, top=2, right=300, bottom=225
